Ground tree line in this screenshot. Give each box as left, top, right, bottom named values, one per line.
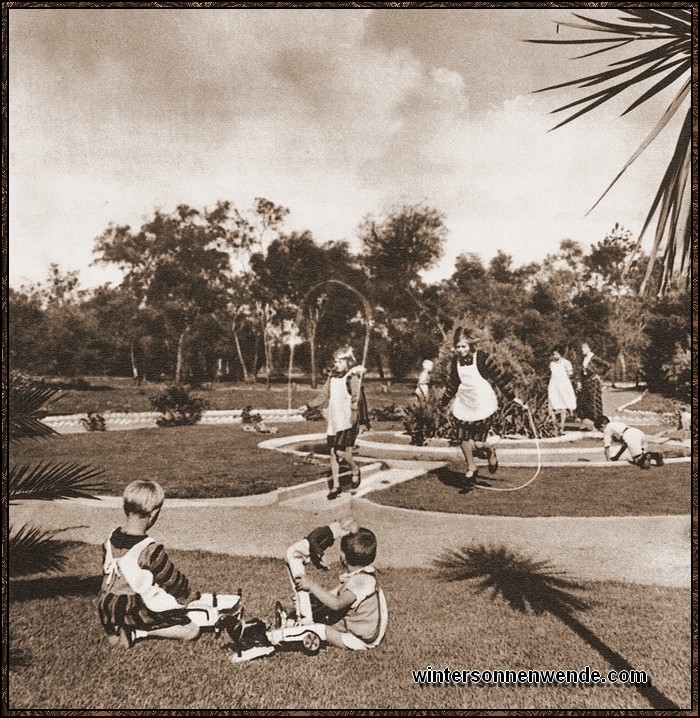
left=9, top=199, right=691, bottom=399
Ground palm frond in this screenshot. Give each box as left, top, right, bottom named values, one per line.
left=9, top=524, right=70, bottom=576
left=588, top=80, right=690, bottom=213
left=9, top=378, right=61, bottom=441
left=531, top=9, right=691, bottom=294
left=9, top=462, right=106, bottom=502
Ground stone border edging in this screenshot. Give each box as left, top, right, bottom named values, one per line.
left=43, top=408, right=306, bottom=433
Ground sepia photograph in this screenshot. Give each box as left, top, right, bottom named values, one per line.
left=5, top=3, right=695, bottom=712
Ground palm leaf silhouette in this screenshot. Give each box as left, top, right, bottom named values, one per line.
left=8, top=524, right=71, bottom=577
left=10, top=462, right=105, bottom=502
left=528, top=9, right=691, bottom=295
left=9, top=379, right=61, bottom=441
left=433, top=544, right=680, bottom=709
left=9, top=374, right=105, bottom=583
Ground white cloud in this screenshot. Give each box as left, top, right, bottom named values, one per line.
left=9, top=8, right=684, bottom=289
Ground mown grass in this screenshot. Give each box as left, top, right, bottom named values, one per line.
left=10, top=423, right=325, bottom=499
left=367, top=463, right=691, bottom=517
left=11, top=421, right=691, bottom=515
left=43, top=376, right=414, bottom=415
left=8, top=543, right=691, bottom=710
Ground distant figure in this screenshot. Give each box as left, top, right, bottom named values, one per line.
left=577, top=342, right=611, bottom=423
left=547, top=348, right=577, bottom=435
left=678, top=407, right=691, bottom=441
left=415, top=359, right=434, bottom=400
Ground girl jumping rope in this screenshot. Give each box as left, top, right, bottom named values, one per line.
left=439, top=327, right=525, bottom=480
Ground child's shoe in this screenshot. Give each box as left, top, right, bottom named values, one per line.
left=327, top=487, right=342, bottom=500
left=651, top=452, right=665, bottom=466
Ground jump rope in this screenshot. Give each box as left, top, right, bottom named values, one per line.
left=472, top=404, right=542, bottom=492
left=292, top=403, right=544, bottom=492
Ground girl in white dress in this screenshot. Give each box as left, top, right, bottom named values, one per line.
left=547, top=348, right=577, bottom=435
left=302, top=347, right=370, bottom=500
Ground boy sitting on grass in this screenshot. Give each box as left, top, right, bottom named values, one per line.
left=594, top=415, right=664, bottom=469
left=98, top=480, right=200, bottom=648
left=268, top=527, right=388, bottom=652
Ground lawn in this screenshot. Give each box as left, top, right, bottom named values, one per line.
left=8, top=543, right=691, bottom=710
left=367, top=463, right=692, bottom=517
left=11, top=421, right=691, bottom=515
left=10, top=423, right=324, bottom=499
left=41, top=375, right=415, bottom=416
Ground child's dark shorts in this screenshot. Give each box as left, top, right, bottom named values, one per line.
left=327, top=425, right=360, bottom=452
left=451, top=416, right=493, bottom=443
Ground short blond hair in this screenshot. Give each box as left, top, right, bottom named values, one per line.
left=123, top=480, right=165, bottom=517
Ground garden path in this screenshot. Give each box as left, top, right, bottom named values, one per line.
left=10, top=387, right=692, bottom=589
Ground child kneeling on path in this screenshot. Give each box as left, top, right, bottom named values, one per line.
left=594, top=415, right=664, bottom=469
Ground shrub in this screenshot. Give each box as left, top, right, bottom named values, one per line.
left=241, top=405, right=262, bottom=424
left=402, top=393, right=449, bottom=446
left=80, top=412, right=106, bottom=432
left=150, top=385, right=209, bottom=427
left=403, top=381, right=558, bottom=445
left=370, top=404, right=406, bottom=422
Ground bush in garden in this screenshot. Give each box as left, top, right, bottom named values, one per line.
left=241, top=405, right=262, bottom=424
left=150, top=385, right=209, bottom=427
left=80, top=412, right=106, bottom=432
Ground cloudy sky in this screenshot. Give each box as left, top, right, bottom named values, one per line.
left=9, top=6, right=684, bottom=289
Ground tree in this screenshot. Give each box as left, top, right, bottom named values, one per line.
left=229, top=198, right=291, bottom=386
left=530, top=9, right=692, bottom=295
left=359, top=204, right=448, bottom=376
left=94, top=203, right=233, bottom=384
left=252, top=233, right=365, bottom=386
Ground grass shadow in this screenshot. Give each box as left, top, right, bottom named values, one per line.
left=433, top=544, right=680, bottom=710
left=10, top=574, right=102, bottom=602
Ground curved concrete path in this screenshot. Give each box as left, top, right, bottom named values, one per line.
left=10, top=489, right=691, bottom=588
left=10, top=386, right=692, bottom=589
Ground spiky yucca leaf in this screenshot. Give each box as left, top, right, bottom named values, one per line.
left=9, top=524, right=70, bottom=576
left=433, top=544, right=589, bottom=615
left=528, top=9, right=691, bottom=295
left=10, top=462, right=106, bottom=502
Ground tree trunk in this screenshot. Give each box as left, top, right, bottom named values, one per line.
left=130, top=340, right=141, bottom=386
left=232, top=326, right=249, bottom=382
left=174, top=326, right=189, bottom=386
left=307, top=307, right=320, bottom=389
left=260, top=305, right=273, bottom=390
